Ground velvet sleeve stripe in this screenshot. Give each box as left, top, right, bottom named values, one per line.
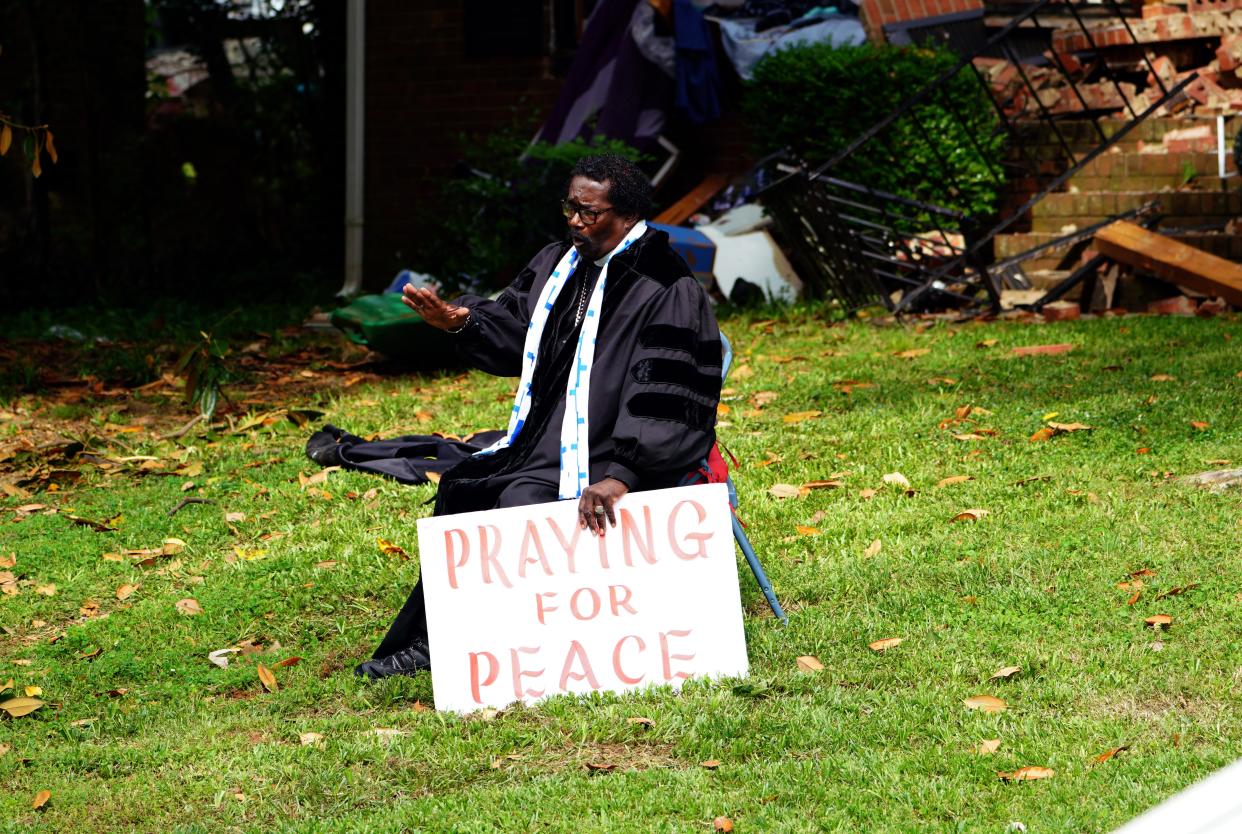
left=630, top=358, right=722, bottom=398
left=638, top=324, right=723, bottom=368
left=626, top=392, right=717, bottom=432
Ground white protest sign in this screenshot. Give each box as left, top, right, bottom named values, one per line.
left=417, top=482, right=748, bottom=713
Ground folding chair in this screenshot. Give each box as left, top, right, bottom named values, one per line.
left=680, top=331, right=788, bottom=625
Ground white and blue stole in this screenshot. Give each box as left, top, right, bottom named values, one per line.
left=476, top=221, right=648, bottom=499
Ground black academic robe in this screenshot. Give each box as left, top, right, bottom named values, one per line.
left=370, top=227, right=722, bottom=659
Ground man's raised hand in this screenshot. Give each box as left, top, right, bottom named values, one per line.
left=402, top=284, right=470, bottom=331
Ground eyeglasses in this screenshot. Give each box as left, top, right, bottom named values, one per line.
left=561, top=200, right=614, bottom=225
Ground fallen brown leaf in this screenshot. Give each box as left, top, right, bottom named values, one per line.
left=115, top=583, right=139, bottom=601
left=990, top=666, right=1021, bottom=681
left=800, top=479, right=844, bottom=491
left=795, top=525, right=820, bottom=536
left=868, top=637, right=903, bottom=652
left=963, top=695, right=1007, bottom=713
left=951, top=509, right=989, bottom=523
left=782, top=410, right=822, bottom=424
left=67, top=513, right=121, bottom=532
left=1127, top=591, right=1142, bottom=606
left=882, top=472, right=911, bottom=488
left=1012, top=343, right=1073, bottom=357
left=298, top=468, right=336, bottom=490
left=769, top=484, right=801, bottom=500
left=24, top=686, right=42, bottom=697
left=299, top=732, right=324, bottom=745
left=585, top=762, right=616, bottom=772
left=175, top=598, right=204, bottom=616
left=1150, top=374, right=1176, bottom=382
left=936, top=475, right=973, bottom=487
left=700, top=759, right=721, bottom=769
left=274, top=656, right=302, bottom=668
left=1145, top=614, right=1172, bottom=630
left=1047, top=422, right=1092, bottom=433
left=1029, top=427, right=1055, bottom=443
left=1093, top=745, right=1129, bottom=764
left=864, top=539, right=882, bottom=558
left=753, top=452, right=781, bottom=469
left=32, top=790, right=51, bottom=810
left=998, top=766, right=1054, bottom=782
left=628, top=716, right=655, bottom=728
left=859, top=488, right=877, bottom=500
left=796, top=655, right=825, bottom=672
left=714, top=817, right=734, bottom=833
left=894, top=348, right=931, bottom=359
left=35, top=584, right=57, bottom=597
left=975, top=739, right=1001, bottom=755
left=1155, top=583, right=1199, bottom=600
left=257, top=663, right=278, bottom=693
left=377, top=538, right=408, bottom=559
left=0, top=696, right=45, bottom=717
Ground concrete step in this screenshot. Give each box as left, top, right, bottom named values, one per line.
left=1031, top=188, right=1242, bottom=220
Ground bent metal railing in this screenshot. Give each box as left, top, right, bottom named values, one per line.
left=762, top=0, right=1195, bottom=314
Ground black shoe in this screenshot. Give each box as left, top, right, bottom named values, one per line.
left=305, top=428, right=346, bottom=467
left=354, top=639, right=431, bottom=680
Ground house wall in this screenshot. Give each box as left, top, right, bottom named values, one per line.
left=363, top=0, right=562, bottom=284
left=860, top=0, right=984, bottom=41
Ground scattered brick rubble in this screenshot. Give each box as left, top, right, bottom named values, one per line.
left=968, top=1, right=1242, bottom=315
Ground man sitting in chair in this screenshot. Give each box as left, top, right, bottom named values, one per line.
left=356, top=154, right=724, bottom=680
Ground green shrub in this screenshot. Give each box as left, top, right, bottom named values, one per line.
left=745, top=42, right=1004, bottom=222
left=414, top=115, right=644, bottom=292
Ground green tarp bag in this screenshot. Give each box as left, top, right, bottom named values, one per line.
left=329, top=293, right=455, bottom=365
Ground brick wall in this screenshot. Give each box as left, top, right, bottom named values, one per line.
left=363, top=0, right=562, bottom=284
left=859, top=0, right=984, bottom=42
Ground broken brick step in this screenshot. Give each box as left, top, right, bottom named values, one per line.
left=995, top=230, right=1242, bottom=264
left=1072, top=151, right=1235, bottom=180
left=1003, top=154, right=1234, bottom=191
left=1032, top=215, right=1233, bottom=232
left=1013, top=132, right=1236, bottom=160
left=1015, top=117, right=1241, bottom=149
left=1033, top=189, right=1242, bottom=219
left=1066, top=175, right=1232, bottom=192
left=1051, top=12, right=1240, bottom=51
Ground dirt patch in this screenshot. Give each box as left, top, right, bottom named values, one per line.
left=1084, top=692, right=1222, bottom=722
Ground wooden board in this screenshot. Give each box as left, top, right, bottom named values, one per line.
left=1094, top=221, right=1242, bottom=307
left=653, top=173, right=731, bottom=226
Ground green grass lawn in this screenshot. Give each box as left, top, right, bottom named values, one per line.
left=1, top=309, right=1240, bottom=833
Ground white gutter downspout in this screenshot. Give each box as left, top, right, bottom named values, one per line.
left=339, top=0, right=366, bottom=298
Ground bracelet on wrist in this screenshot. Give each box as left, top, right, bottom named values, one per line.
left=446, top=312, right=472, bottom=334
